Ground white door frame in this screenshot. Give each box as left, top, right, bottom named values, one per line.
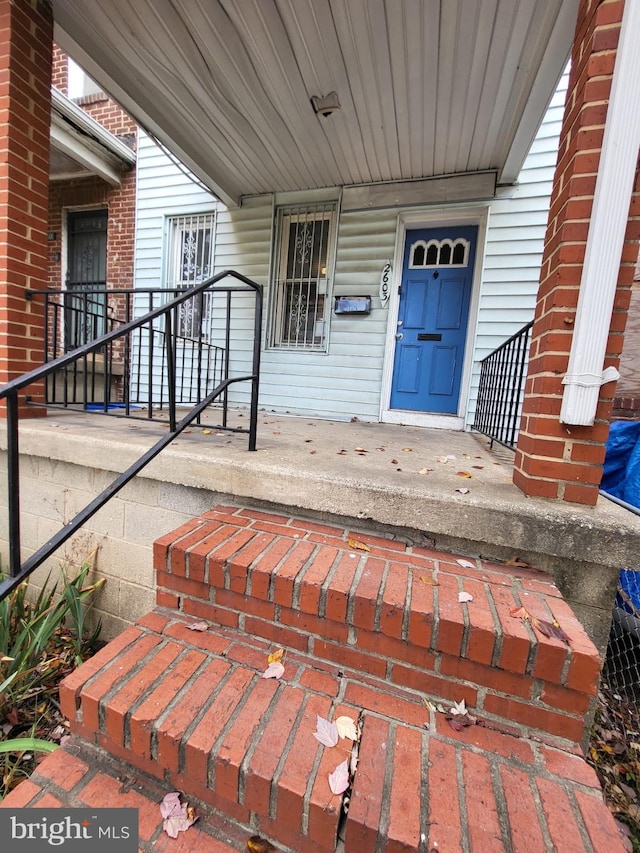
left=380, top=205, right=489, bottom=428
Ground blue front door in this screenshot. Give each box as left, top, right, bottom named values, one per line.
left=390, top=225, right=477, bottom=414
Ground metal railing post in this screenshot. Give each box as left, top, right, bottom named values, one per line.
left=6, top=391, right=21, bottom=579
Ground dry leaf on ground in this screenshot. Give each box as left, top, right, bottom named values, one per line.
left=532, top=617, right=571, bottom=643
left=160, top=792, right=197, bottom=838
left=328, top=759, right=350, bottom=795
left=262, top=661, right=285, bottom=679
left=185, top=621, right=209, bottom=632
left=313, top=715, right=339, bottom=748
left=335, top=716, right=358, bottom=741
left=267, top=647, right=285, bottom=664
left=456, top=471, right=472, bottom=478
left=450, top=699, right=467, bottom=716
left=506, top=556, right=530, bottom=568
left=509, top=605, right=571, bottom=644
left=420, top=575, right=439, bottom=586
left=456, top=559, right=476, bottom=569
left=347, top=538, right=370, bottom=552
left=458, top=591, right=473, bottom=603
left=455, top=487, right=470, bottom=494
left=246, top=835, right=278, bottom=852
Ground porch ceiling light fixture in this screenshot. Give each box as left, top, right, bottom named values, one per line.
left=311, top=92, right=341, bottom=117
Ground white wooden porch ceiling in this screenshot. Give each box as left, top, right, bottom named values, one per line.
left=53, top=0, right=577, bottom=207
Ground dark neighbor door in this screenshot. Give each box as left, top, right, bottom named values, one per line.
left=66, top=209, right=108, bottom=349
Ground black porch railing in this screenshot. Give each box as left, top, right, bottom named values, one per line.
left=0, top=270, right=262, bottom=601
left=472, top=321, right=533, bottom=450
left=31, top=286, right=237, bottom=424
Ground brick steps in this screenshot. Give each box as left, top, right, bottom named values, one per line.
left=2, top=506, right=625, bottom=851
left=154, top=505, right=601, bottom=747
left=0, top=738, right=251, bottom=852
left=3, top=608, right=624, bottom=852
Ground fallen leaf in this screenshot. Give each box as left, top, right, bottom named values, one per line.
left=267, top=647, right=285, bottom=664
left=456, top=471, right=472, bottom=478
left=246, top=835, right=278, bottom=852
left=510, top=605, right=530, bottom=620
left=310, top=450, right=317, bottom=454
left=328, top=759, right=350, bottom=795
left=455, top=488, right=470, bottom=494
left=450, top=699, right=467, bottom=716
left=456, top=559, right=476, bottom=569
left=447, top=715, right=476, bottom=731
left=531, top=616, right=571, bottom=644
left=160, top=792, right=197, bottom=837
left=354, top=447, right=368, bottom=453
left=420, top=575, right=439, bottom=586
left=314, top=715, right=339, bottom=747
left=201, top=429, right=212, bottom=435
left=418, top=467, right=435, bottom=475
left=337, top=449, right=348, bottom=455
left=472, top=465, right=484, bottom=470
left=505, top=556, right=530, bottom=568
left=335, top=716, right=358, bottom=741
left=458, top=591, right=473, bottom=603
left=350, top=416, right=360, bottom=422
left=390, top=459, right=399, bottom=464
left=262, top=662, right=285, bottom=679
left=185, top=621, right=209, bottom=632
left=402, top=447, right=413, bottom=452
left=347, top=538, right=370, bottom=552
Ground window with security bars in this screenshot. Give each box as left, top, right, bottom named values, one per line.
left=165, top=213, right=216, bottom=339
left=270, top=202, right=336, bottom=349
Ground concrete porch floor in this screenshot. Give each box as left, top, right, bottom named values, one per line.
left=7, top=407, right=640, bottom=650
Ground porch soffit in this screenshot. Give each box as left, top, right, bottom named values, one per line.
left=52, top=0, right=577, bottom=208
left=50, top=89, right=136, bottom=186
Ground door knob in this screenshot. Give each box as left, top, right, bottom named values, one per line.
left=395, top=332, right=403, bottom=340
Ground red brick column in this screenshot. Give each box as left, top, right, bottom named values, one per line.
left=514, top=0, right=640, bottom=506
left=0, top=0, right=52, bottom=411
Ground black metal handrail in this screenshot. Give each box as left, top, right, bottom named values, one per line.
left=0, top=270, right=262, bottom=600
left=472, top=321, right=533, bottom=450
left=33, top=286, right=233, bottom=421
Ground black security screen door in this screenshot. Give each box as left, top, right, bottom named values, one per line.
left=65, top=209, right=108, bottom=349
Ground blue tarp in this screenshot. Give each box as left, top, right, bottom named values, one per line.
left=602, top=420, right=640, bottom=511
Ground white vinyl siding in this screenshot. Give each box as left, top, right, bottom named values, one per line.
left=465, top=69, right=568, bottom=427
left=134, top=67, right=567, bottom=423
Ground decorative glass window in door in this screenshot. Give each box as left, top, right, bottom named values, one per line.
left=165, top=213, right=215, bottom=339
left=270, top=202, right=336, bottom=349
left=409, top=237, right=470, bottom=268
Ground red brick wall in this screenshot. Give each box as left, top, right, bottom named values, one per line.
left=47, top=171, right=136, bottom=298
left=52, top=44, right=67, bottom=93
left=513, top=0, right=640, bottom=505
left=0, top=0, right=52, bottom=407
left=48, top=49, right=137, bottom=331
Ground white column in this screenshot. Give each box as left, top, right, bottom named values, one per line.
left=560, top=0, right=640, bottom=425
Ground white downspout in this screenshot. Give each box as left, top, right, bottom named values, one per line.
left=560, top=0, right=640, bottom=425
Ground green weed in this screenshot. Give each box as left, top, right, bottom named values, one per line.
left=0, top=558, right=104, bottom=798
